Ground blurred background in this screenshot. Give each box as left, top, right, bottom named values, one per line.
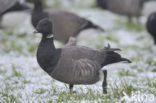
left=0, top=0, right=156, bottom=102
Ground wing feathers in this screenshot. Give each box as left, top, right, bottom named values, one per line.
left=72, top=59, right=100, bottom=84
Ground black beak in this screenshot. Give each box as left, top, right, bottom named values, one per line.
left=33, top=30, right=39, bottom=33
left=34, top=27, right=40, bottom=33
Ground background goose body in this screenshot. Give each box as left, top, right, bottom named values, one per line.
left=108, top=0, right=142, bottom=18
left=146, top=12, right=156, bottom=44
left=0, top=0, right=29, bottom=16
left=0, top=0, right=16, bottom=15
left=96, top=0, right=154, bottom=20
left=45, top=9, right=92, bottom=43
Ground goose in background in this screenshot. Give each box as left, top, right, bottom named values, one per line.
left=0, top=0, right=29, bottom=17
left=146, top=11, right=156, bottom=44
left=0, top=0, right=31, bottom=28
left=96, top=0, right=155, bottom=21
left=31, top=0, right=105, bottom=43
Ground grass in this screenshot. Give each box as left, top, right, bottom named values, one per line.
left=12, top=65, right=23, bottom=77
left=0, top=82, right=18, bottom=103
left=146, top=79, right=156, bottom=89
left=110, top=80, right=137, bottom=98
left=114, top=17, right=145, bottom=32
left=118, top=69, right=136, bottom=77
left=0, top=29, right=39, bottom=56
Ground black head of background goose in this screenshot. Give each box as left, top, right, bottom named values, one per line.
left=31, top=0, right=48, bottom=27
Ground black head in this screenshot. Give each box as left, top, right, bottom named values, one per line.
left=35, top=18, right=53, bottom=37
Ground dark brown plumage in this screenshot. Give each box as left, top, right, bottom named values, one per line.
left=35, top=18, right=131, bottom=94
left=96, top=0, right=154, bottom=21
left=31, top=0, right=104, bottom=43
left=146, top=12, right=156, bottom=44
left=0, top=0, right=29, bottom=16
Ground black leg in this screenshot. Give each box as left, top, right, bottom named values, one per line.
left=102, top=70, right=107, bottom=94
left=128, top=16, right=132, bottom=23
left=69, top=84, right=74, bottom=93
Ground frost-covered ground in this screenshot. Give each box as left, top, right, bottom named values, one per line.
left=0, top=0, right=156, bottom=103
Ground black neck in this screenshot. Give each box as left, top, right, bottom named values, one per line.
left=40, top=35, right=55, bottom=47
left=97, top=0, right=108, bottom=9
left=34, top=0, right=43, bottom=11
left=32, top=0, right=48, bottom=27
left=37, top=35, right=61, bottom=74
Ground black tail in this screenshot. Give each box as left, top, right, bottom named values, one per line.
left=1, top=2, right=30, bottom=16
left=143, top=0, right=156, bottom=3
left=80, top=20, right=105, bottom=32
left=102, top=44, right=131, bottom=66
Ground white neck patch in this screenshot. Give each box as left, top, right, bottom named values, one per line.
left=46, top=34, right=54, bottom=38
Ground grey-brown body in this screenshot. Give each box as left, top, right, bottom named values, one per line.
left=51, top=46, right=102, bottom=85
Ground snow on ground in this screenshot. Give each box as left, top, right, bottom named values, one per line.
left=0, top=0, right=156, bottom=103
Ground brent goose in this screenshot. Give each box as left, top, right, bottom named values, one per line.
left=31, top=0, right=104, bottom=43
left=0, top=0, right=29, bottom=17
left=96, top=0, right=153, bottom=21
left=146, top=12, right=156, bottom=44
left=35, top=18, right=131, bottom=94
